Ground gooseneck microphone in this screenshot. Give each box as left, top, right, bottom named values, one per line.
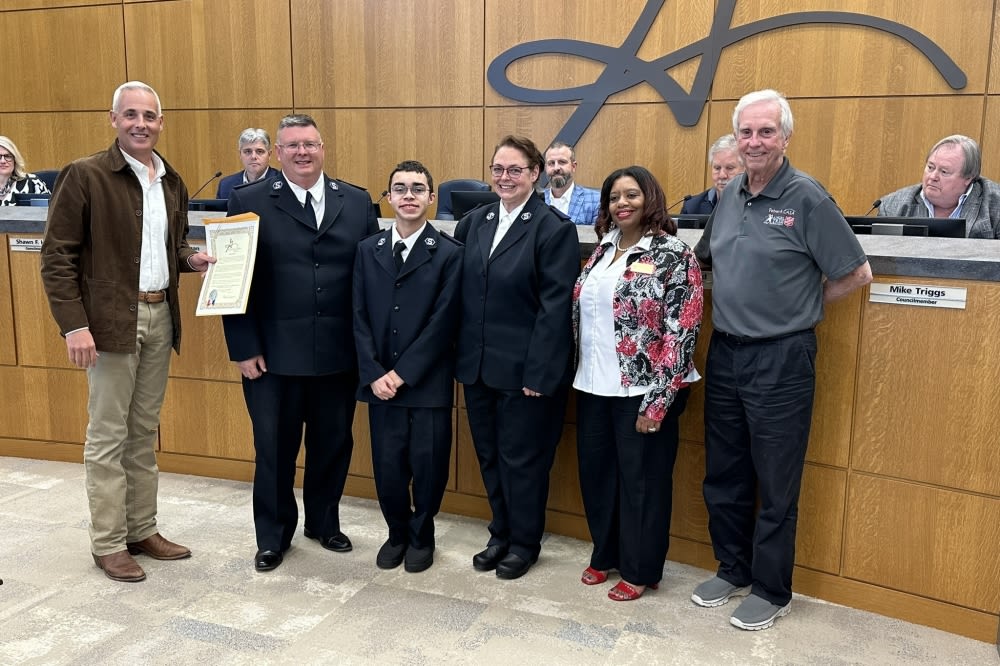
left=375, top=189, right=390, bottom=205
left=191, top=171, right=223, bottom=199
left=667, top=194, right=692, bottom=212
left=864, top=199, right=882, bottom=216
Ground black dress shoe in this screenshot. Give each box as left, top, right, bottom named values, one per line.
left=254, top=549, right=283, bottom=572
left=376, top=540, right=407, bottom=569
left=472, top=544, right=508, bottom=572
left=404, top=546, right=434, bottom=573
left=495, top=552, right=536, bottom=580
left=304, top=528, right=353, bottom=553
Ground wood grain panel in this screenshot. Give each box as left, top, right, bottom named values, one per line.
left=980, top=96, right=1000, bottom=177
left=706, top=97, right=986, bottom=218
left=302, top=108, right=486, bottom=214
left=160, top=378, right=253, bottom=459
left=455, top=407, right=487, bottom=497
left=347, top=403, right=374, bottom=478
left=0, top=6, right=124, bottom=112
left=717, top=1, right=988, bottom=97
left=844, top=474, right=1000, bottom=613
left=0, top=367, right=88, bottom=442
left=854, top=277, right=1000, bottom=495
left=292, top=0, right=484, bottom=108
left=485, top=104, right=709, bottom=206
left=156, top=110, right=287, bottom=200
left=796, top=464, right=846, bottom=575
left=0, top=112, right=119, bottom=178
left=484, top=0, right=713, bottom=107
left=546, top=426, right=582, bottom=516
left=169, top=272, right=241, bottom=382
left=671, top=441, right=709, bottom=543
left=1, top=1, right=103, bottom=10
left=0, top=239, right=15, bottom=365
left=123, top=0, right=292, bottom=110
left=9, top=246, right=75, bottom=369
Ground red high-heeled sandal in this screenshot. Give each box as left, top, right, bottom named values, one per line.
left=581, top=566, right=608, bottom=585
left=608, top=580, right=658, bottom=601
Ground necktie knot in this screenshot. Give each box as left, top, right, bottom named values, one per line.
left=304, top=191, right=318, bottom=227
left=393, top=240, right=406, bottom=270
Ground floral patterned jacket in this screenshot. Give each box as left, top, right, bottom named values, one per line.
left=572, top=232, right=703, bottom=420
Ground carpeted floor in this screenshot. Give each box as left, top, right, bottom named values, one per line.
left=0, top=456, right=995, bottom=665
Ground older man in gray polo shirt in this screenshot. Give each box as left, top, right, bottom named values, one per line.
left=691, top=89, right=872, bottom=631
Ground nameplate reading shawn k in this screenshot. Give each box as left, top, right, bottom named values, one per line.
left=196, top=212, right=260, bottom=317
left=869, top=283, right=967, bottom=310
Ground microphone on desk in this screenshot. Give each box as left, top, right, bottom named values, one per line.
left=372, top=190, right=390, bottom=217
left=864, top=199, right=881, bottom=216
left=667, top=194, right=692, bottom=212
left=191, top=171, right=223, bottom=199
left=375, top=189, right=389, bottom=205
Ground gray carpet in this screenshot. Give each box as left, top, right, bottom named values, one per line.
left=0, top=456, right=995, bottom=665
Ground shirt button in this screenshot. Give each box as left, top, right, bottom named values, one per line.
left=129, top=304, right=137, bottom=312
left=395, top=282, right=401, bottom=288
left=135, top=210, right=142, bottom=217
left=393, top=305, right=400, bottom=311
left=133, top=257, right=140, bottom=263
left=392, top=329, right=398, bottom=335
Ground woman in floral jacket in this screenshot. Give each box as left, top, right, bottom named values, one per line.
left=572, top=165, right=703, bottom=601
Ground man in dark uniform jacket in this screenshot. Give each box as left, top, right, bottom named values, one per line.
left=222, top=114, right=379, bottom=572
left=353, top=160, right=463, bottom=573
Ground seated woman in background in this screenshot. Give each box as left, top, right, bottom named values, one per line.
left=573, top=165, right=703, bottom=601
left=0, top=136, right=51, bottom=205
left=681, top=134, right=743, bottom=215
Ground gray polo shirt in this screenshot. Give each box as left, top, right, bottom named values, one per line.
left=694, top=158, right=867, bottom=338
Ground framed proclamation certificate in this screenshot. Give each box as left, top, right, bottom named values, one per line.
left=196, top=212, right=260, bottom=316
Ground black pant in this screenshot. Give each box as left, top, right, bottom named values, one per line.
left=702, top=329, right=817, bottom=606
left=463, top=381, right=568, bottom=561
left=243, top=371, right=356, bottom=551
left=576, top=389, right=689, bottom=586
left=368, top=403, right=452, bottom=549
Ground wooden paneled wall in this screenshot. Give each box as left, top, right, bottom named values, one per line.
left=1, top=0, right=998, bottom=215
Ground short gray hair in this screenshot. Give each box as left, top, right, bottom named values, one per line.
left=238, top=128, right=271, bottom=150
left=708, top=134, right=739, bottom=164
left=111, top=81, right=161, bottom=115
left=928, top=134, right=980, bottom=180
left=733, top=89, right=793, bottom=138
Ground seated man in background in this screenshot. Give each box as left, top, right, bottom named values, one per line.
left=216, top=127, right=280, bottom=200
left=542, top=141, right=600, bottom=225
left=879, top=134, right=1000, bottom=238
left=682, top=134, right=743, bottom=215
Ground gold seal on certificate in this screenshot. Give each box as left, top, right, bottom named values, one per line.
left=196, top=212, right=260, bottom=316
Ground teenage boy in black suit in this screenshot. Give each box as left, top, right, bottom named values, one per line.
left=353, top=160, right=463, bottom=572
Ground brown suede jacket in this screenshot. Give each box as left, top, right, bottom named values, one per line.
left=40, top=142, right=197, bottom=354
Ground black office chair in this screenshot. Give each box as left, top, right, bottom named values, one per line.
left=34, top=169, right=60, bottom=192
left=436, top=179, right=490, bottom=220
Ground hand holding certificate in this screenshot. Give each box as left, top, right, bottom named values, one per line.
left=196, top=212, right=260, bottom=316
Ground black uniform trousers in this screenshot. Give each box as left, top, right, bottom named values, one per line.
left=463, top=380, right=568, bottom=562
left=368, top=403, right=452, bottom=549
left=702, top=329, right=817, bottom=606
left=243, top=370, right=357, bottom=551
left=576, top=388, right=689, bottom=586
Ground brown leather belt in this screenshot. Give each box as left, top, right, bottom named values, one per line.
left=138, top=290, right=166, bottom=304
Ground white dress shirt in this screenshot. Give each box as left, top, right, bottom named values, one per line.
left=490, top=200, right=527, bottom=255
left=573, top=229, right=653, bottom=397
left=391, top=222, right=426, bottom=263
left=120, top=148, right=169, bottom=291
left=287, top=177, right=326, bottom=227
left=549, top=182, right=576, bottom=215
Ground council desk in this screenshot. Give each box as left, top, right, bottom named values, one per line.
left=1, top=207, right=997, bottom=643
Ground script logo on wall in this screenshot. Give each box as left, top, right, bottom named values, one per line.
left=487, top=0, right=967, bottom=149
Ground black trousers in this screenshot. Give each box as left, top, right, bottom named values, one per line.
left=702, top=329, right=817, bottom=606
left=576, top=388, right=689, bottom=586
left=368, top=403, right=452, bottom=549
left=243, top=371, right=357, bottom=551
left=463, top=380, right=568, bottom=561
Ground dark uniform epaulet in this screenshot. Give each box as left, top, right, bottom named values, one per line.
left=547, top=205, right=573, bottom=223
left=333, top=178, right=369, bottom=194
left=437, top=231, right=464, bottom=247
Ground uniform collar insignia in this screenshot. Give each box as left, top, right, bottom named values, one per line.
left=520, top=212, right=532, bottom=221
left=486, top=211, right=495, bottom=220
left=377, top=237, right=386, bottom=246
left=424, top=237, right=436, bottom=246
left=272, top=180, right=283, bottom=190
left=329, top=181, right=339, bottom=191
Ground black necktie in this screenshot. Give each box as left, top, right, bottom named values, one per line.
left=393, top=241, right=406, bottom=271
left=304, top=191, right=317, bottom=228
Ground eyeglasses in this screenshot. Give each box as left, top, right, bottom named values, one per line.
left=0, top=154, right=13, bottom=163
left=277, top=142, right=322, bottom=153
left=390, top=184, right=430, bottom=196
left=490, top=165, right=530, bottom=179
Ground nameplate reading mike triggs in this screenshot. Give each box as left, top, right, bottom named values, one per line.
left=196, top=212, right=260, bottom=317
left=869, top=283, right=967, bottom=310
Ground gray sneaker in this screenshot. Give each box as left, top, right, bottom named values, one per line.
left=691, top=576, right=750, bottom=607
left=729, top=593, right=790, bottom=630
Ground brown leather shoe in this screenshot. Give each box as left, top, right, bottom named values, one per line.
left=126, top=533, right=192, bottom=560
left=93, top=550, right=146, bottom=582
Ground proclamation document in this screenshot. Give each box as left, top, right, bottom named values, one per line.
left=195, top=212, right=260, bottom=316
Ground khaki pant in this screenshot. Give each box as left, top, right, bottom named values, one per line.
left=84, top=301, right=173, bottom=555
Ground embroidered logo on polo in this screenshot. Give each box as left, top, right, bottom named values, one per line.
left=763, top=207, right=796, bottom=227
